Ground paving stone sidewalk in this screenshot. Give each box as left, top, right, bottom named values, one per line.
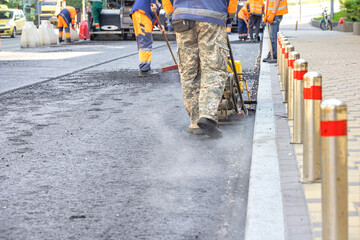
left=279, top=22, right=360, bottom=239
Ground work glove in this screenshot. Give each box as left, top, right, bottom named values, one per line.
left=226, top=17, right=233, bottom=25
left=72, top=25, right=76, bottom=31
left=268, top=12, right=276, bottom=24
left=263, top=14, right=268, bottom=23
left=151, top=3, right=157, bottom=12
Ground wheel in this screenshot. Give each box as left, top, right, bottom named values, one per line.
left=320, top=21, right=329, bottom=31
left=11, top=27, right=16, bottom=38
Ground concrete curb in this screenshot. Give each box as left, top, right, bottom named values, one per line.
left=245, top=30, right=285, bottom=240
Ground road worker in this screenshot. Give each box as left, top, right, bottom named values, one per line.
left=89, top=0, right=103, bottom=31
left=162, top=0, right=238, bottom=137
left=238, top=5, right=250, bottom=41
left=263, top=0, right=288, bottom=62
left=57, top=6, right=80, bottom=43
left=247, top=0, right=264, bottom=42
left=130, top=0, right=164, bottom=77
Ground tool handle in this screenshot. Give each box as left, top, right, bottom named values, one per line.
left=266, top=22, right=274, bottom=59
left=227, top=35, right=248, bottom=115
left=155, top=13, right=177, bottom=65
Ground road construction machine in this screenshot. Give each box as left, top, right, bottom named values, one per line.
left=89, top=0, right=135, bottom=40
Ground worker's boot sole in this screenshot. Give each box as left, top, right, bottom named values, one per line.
left=197, top=117, right=222, bottom=138
left=139, top=70, right=159, bottom=77
left=263, top=57, right=277, bottom=63
left=187, top=127, right=206, bottom=135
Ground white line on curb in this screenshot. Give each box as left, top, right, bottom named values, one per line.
left=245, top=29, right=285, bottom=240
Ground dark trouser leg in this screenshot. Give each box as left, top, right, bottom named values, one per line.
left=269, top=15, right=283, bottom=56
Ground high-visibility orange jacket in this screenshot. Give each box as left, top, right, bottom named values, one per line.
left=238, top=6, right=250, bottom=21
left=162, top=0, right=174, bottom=14
left=266, top=0, right=288, bottom=16
left=58, top=6, right=77, bottom=26
left=247, top=0, right=264, bottom=16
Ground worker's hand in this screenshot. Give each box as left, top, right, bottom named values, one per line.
left=226, top=17, right=233, bottom=25
left=159, top=25, right=165, bottom=33
left=72, top=26, right=76, bottom=31
left=263, top=14, right=268, bottom=23
left=268, top=12, right=276, bottom=24
left=151, top=3, right=157, bottom=13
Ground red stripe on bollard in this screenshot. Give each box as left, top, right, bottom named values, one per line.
left=320, top=120, right=347, bottom=136
left=282, top=48, right=285, bottom=54
left=294, top=70, right=307, bottom=80
left=285, top=52, right=289, bottom=58
left=303, top=86, right=322, bottom=100
left=289, top=59, right=295, bottom=68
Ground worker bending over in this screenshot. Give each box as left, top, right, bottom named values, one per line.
left=247, top=0, right=264, bottom=42
left=162, top=0, right=238, bottom=137
left=57, top=6, right=80, bottom=43
left=130, top=0, right=164, bottom=77
left=238, top=4, right=250, bottom=41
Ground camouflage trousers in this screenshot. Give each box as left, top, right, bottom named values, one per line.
left=176, top=21, right=229, bottom=128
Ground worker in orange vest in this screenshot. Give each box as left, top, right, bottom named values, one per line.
left=263, top=0, right=288, bottom=63
left=130, top=0, right=165, bottom=77
left=58, top=6, right=80, bottom=43
left=247, top=0, right=264, bottom=42
left=237, top=5, right=250, bottom=41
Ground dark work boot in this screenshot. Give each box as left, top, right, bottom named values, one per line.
left=138, top=70, right=159, bottom=77
left=263, top=52, right=277, bottom=63
left=197, top=117, right=222, bottom=138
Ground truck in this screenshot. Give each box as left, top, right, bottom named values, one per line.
left=38, top=0, right=65, bottom=22
left=89, top=0, right=135, bottom=40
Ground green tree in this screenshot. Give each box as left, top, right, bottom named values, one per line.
left=340, top=0, right=360, bottom=21
left=66, top=0, right=83, bottom=8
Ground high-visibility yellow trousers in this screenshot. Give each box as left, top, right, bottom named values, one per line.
left=132, top=10, right=154, bottom=72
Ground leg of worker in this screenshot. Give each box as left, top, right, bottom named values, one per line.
left=58, top=16, right=64, bottom=42
left=249, top=15, right=256, bottom=41
left=198, top=21, right=228, bottom=123
left=92, top=2, right=102, bottom=31
left=269, top=15, right=282, bottom=56
left=254, top=16, right=261, bottom=41
left=133, top=11, right=154, bottom=72
left=65, top=26, right=71, bottom=42
left=238, top=19, right=247, bottom=40
left=95, top=7, right=102, bottom=31
left=176, top=27, right=201, bottom=128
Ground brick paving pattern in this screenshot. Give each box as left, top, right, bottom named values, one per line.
left=279, top=23, right=360, bottom=239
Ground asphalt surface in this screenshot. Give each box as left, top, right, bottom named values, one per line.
left=0, top=35, right=260, bottom=240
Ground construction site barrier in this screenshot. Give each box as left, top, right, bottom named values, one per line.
left=320, top=99, right=348, bottom=240
left=20, top=22, right=40, bottom=48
